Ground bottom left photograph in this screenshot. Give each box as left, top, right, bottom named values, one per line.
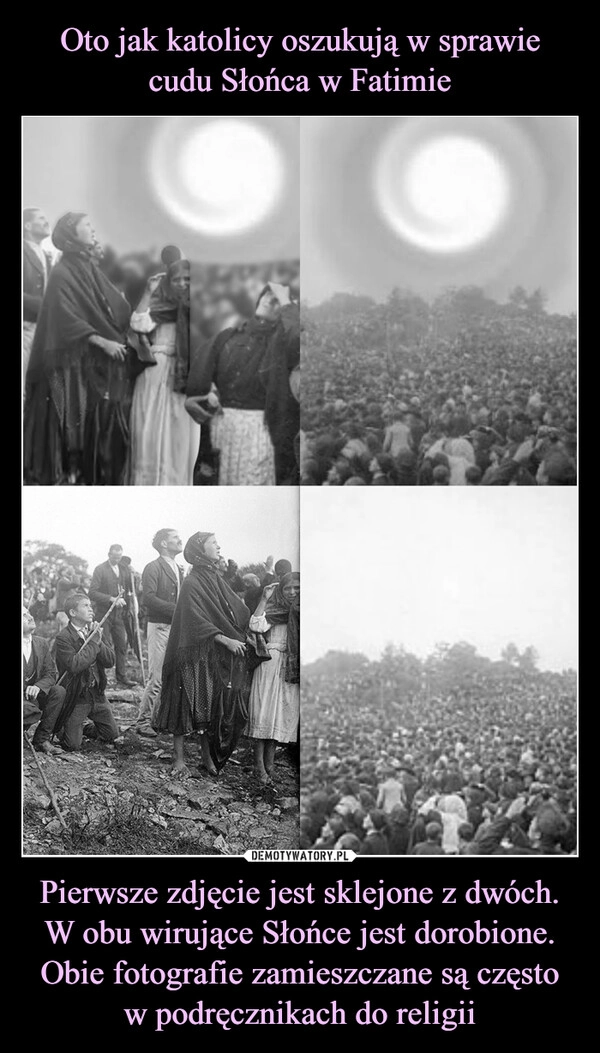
left=22, top=486, right=300, bottom=856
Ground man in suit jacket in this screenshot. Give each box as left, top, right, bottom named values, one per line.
left=89, top=544, right=137, bottom=687
left=22, top=606, right=66, bottom=753
left=135, top=528, right=184, bottom=736
left=54, top=593, right=120, bottom=752
left=23, top=207, right=53, bottom=381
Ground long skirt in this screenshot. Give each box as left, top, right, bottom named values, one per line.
left=245, top=623, right=299, bottom=743
left=211, top=408, right=276, bottom=486
left=128, top=352, right=200, bottom=486
left=24, top=374, right=129, bottom=485
left=153, top=651, right=250, bottom=771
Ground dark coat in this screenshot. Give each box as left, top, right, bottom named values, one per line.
left=187, top=303, right=300, bottom=484
left=89, top=561, right=133, bottom=618
left=141, top=557, right=184, bottom=624
left=23, top=241, right=52, bottom=322
left=23, top=636, right=59, bottom=695
left=54, top=623, right=115, bottom=730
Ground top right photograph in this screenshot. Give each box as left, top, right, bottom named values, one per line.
left=301, top=116, right=576, bottom=486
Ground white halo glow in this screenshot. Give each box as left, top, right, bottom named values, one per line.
left=375, top=133, right=510, bottom=253
left=150, top=118, right=285, bottom=236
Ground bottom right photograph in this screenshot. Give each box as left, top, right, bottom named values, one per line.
left=300, top=488, right=577, bottom=856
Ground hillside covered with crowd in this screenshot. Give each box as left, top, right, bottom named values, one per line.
left=301, top=286, right=576, bottom=485
left=301, top=644, right=577, bottom=854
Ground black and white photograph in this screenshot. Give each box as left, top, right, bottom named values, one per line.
left=16, top=19, right=583, bottom=1045
left=301, top=488, right=577, bottom=855
left=22, top=487, right=300, bottom=855
left=23, top=116, right=299, bottom=487
left=301, top=116, right=576, bottom=486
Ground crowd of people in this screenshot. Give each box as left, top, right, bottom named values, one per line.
left=23, top=533, right=300, bottom=785
left=24, top=562, right=92, bottom=627
left=23, top=208, right=300, bottom=487
left=301, top=289, right=577, bottom=485
left=301, top=664, right=576, bottom=854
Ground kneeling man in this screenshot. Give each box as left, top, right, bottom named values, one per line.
left=54, top=593, right=121, bottom=751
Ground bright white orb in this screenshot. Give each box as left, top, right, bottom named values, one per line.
left=376, top=133, right=510, bottom=252
left=151, top=118, right=284, bottom=236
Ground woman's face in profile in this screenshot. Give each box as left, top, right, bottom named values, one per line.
left=203, top=535, right=221, bottom=561
left=255, top=289, right=281, bottom=321
left=75, top=215, right=97, bottom=247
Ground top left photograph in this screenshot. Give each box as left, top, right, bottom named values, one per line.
left=22, top=116, right=300, bottom=486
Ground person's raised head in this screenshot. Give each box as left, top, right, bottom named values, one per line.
left=255, top=284, right=282, bottom=322
left=64, top=592, right=94, bottom=626
left=23, top=207, right=50, bottom=242
left=152, top=528, right=183, bottom=558
left=183, top=532, right=220, bottom=566
left=52, top=212, right=96, bottom=253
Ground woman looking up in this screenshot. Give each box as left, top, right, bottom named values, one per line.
left=24, top=211, right=136, bottom=485
left=153, top=531, right=256, bottom=778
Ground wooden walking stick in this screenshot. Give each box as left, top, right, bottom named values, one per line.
left=23, top=733, right=67, bottom=831
left=51, top=592, right=124, bottom=742
left=55, top=591, right=123, bottom=687
left=130, top=586, right=146, bottom=687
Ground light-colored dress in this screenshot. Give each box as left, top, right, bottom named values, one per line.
left=246, top=614, right=299, bottom=742
left=129, top=311, right=200, bottom=485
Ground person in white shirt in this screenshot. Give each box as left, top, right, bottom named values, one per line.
left=136, top=528, right=184, bottom=737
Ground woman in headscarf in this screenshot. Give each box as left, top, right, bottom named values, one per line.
left=128, top=250, right=200, bottom=485
left=245, top=572, right=300, bottom=785
left=24, top=212, right=139, bottom=485
left=184, top=283, right=300, bottom=485
left=153, top=531, right=263, bottom=778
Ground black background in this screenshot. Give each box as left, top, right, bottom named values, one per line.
left=19, top=9, right=580, bottom=1043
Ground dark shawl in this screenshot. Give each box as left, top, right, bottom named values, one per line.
left=146, top=259, right=190, bottom=393
left=26, top=251, right=132, bottom=383
left=162, top=532, right=251, bottom=674
left=158, top=532, right=267, bottom=768
left=264, top=571, right=300, bottom=684
left=24, top=218, right=137, bottom=483
left=51, top=211, right=88, bottom=252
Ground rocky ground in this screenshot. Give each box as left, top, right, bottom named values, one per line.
left=23, top=671, right=299, bottom=856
